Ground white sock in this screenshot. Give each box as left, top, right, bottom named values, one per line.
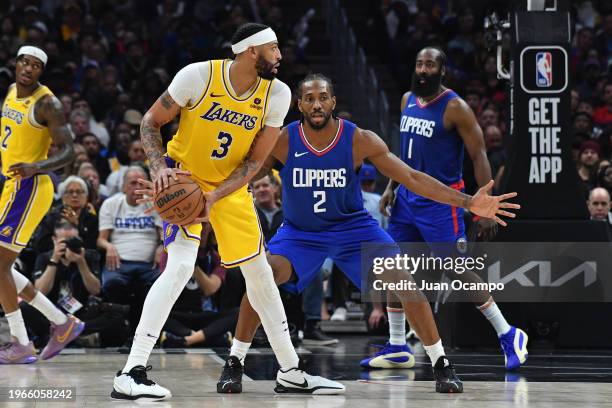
left=29, top=292, right=67, bottom=325
left=240, top=254, right=299, bottom=371
left=477, top=298, right=511, bottom=336
left=423, top=339, right=445, bottom=367
left=123, top=237, right=198, bottom=373
left=11, top=266, right=30, bottom=293
left=6, top=309, right=29, bottom=345
left=230, top=339, right=251, bottom=364
left=387, top=307, right=406, bottom=346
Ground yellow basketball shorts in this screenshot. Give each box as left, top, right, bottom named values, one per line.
left=0, top=174, right=54, bottom=252
left=162, top=156, right=264, bottom=267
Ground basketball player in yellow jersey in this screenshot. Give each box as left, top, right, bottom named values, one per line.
left=0, top=46, right=84, bottom=364
left=112, top=23, right=344, bottom=401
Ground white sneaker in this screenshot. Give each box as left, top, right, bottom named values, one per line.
left=275, top=367, right=345, bottom=394
left=330, top=307, right=347, bottom=321
left=111, top=365, right=172, bottom=401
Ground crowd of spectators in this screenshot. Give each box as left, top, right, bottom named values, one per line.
left=0, top=0, right=317, bottom=348
left=1, top=0, right=610, bottom=347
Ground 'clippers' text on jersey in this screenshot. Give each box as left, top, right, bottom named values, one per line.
left=280, top=119, right=371, bottom=232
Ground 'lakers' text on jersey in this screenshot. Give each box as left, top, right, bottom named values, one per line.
left=167, top=59, right=274, bottom=187
left=1, top=84, right=53, bottom=176
left=0, top=83, right=55, bottom=252
left=162, top=59, right=290, bottom=267
left=280, top=119, right=370, bottom=232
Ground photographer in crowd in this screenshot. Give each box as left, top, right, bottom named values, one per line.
left=23, top=221, right=127, bottom=347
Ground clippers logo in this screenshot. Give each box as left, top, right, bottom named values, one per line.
left=536, top=52, right=552, bottom=87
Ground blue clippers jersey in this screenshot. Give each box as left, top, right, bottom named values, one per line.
left=280, top=119, right=370, bottom=232
left=397, top=89, right=464, bottom=204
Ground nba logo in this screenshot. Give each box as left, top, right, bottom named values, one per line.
left=536, top=52, right=552, bottom=87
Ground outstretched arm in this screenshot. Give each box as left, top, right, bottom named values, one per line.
left=8, top=95, right=74, bottom=178
left=379, top=92, right=411, bottom=215
left=359, top=129, right=519, bottom=225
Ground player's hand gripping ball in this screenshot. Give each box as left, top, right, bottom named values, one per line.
left=153, top=174, right=205, bottom=226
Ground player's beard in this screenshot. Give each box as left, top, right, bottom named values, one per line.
left=411, top=71, right=443, bottom=98
left=305, top=110, right=332, bottom=130
left=256, top=55, right=277, bottom=80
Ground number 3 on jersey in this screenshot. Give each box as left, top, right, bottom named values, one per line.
left=211, top=131, right=233, bottom=159
left=1, top=125, right=12, bottom=150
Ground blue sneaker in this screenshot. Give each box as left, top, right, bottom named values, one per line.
left=360, top=342, right=415, bottom=369
left=499, top=326, right=528, bottom=370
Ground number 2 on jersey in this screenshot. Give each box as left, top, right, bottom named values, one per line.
left=313, top=191, right=326, bottom=213
left=211, top=131, right=233, bottom=159
left=1, top=125, right=12, bottom=150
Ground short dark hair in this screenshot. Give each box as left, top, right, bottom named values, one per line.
left=418, top=47, right=447, bottom=69
left=297, top=73, right=335, bottom=98
left=78, top=132, right=98, bottom=141
left=231, top=23, right=270, bottom=45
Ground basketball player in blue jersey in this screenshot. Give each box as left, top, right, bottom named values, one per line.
left=215, top=73, right=520, bottom=394
left=373, top=47, right=528, bottom=371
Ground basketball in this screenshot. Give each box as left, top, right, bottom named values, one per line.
left=153, top=174, right=205, bottom=226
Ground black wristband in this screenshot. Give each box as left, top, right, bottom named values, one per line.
left=47, top=260, right=59, bottom=267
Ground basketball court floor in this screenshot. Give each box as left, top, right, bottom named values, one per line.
left=2, top=335, right=611, bottom=407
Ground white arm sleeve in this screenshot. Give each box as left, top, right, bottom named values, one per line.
left=167, top=62, right=211, bottom=107
left=263, top=80, right=291, bottom=128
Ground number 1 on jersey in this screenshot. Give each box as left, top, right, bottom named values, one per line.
left=211, top=131, right=233, bottom=159
left=407, top=138, right=413, bottom=159
left=313, top=191, right=326, bottom=213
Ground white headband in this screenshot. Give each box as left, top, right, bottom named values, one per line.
left=17, top=46, right=48, bottom=65
left=231, top=28, right=277, bottom=54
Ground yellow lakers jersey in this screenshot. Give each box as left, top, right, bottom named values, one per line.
left=1, top=83, right=53, bottom=176
left=167, top=59, right=274, bottom=186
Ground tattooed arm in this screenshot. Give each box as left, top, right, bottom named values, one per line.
left=250, top=126, right=289, bottom=182
left=8, top=95, right=74, bottom=179
left=210, top=125, right=282, bottom=202
left=141, top=90, right=187, bottom=192
left=251, top=156, right=278, bottom=182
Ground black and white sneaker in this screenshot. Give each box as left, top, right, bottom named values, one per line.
left=433, top=356, right=463, bottom=393
left=275, top=366, right=345, bottom=395
left=217, top=356, right=243, bottom=394
left=303, top=321, right=339, bottom=346
left=111, top=365, right=171, bottom=401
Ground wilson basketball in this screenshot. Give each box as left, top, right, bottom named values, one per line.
left=153, top=174, right=205, bottom=226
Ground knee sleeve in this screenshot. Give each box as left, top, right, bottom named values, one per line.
left=11, top=265, right=30, bottom=293
left=240, top=254, right=281, bottom=316
left=133, top=235, right=198, bottom=338
left=164, top=237, right=198, bottom=304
